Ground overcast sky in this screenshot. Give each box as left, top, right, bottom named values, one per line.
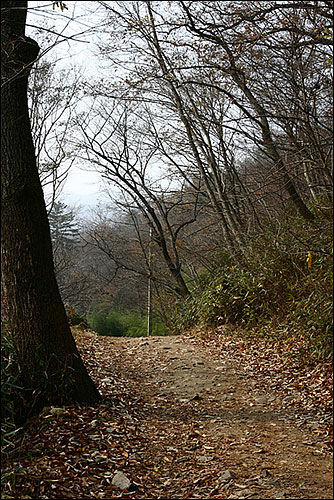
left=27, top=1, right=110, bottom=214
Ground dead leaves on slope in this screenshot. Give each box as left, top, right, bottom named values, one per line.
left=190, top=328, right=333, bottom=451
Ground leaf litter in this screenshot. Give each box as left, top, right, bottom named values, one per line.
left=1, top=328, right=332, bottom=499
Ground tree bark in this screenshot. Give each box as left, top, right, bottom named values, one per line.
left=1, top=1, right=100, bottom=412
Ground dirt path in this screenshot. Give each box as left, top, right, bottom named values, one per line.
left=4, top=331, right=332, bottom=499
left=79, top=332, right=332, bottom=499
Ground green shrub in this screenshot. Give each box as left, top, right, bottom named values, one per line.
left=174, top=267, right=271, bottom=331
left=87, top=308, right=125, bottom=336
left=172, top=212, right=333, bottom=362
left=283, top=256, right=333, bottom=360
left=87, top=307, right=167, bottom=337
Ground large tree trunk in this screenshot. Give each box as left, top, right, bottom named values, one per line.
left=1, top=1, right=100, bottom=412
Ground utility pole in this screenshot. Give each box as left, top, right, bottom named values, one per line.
left=147, top=227, right=153, bottom=336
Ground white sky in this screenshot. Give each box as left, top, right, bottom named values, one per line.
left=27, top=1, right=109, bottom=213
left=26, top=1, right=178, bottom=216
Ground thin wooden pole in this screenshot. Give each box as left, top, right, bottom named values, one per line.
left=147, top=227, right=152, bottom=336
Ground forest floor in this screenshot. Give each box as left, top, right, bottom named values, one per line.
left=2, top=328, right=333, bottom=499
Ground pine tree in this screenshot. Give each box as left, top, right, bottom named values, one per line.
left=49, top=202, right=80, bottom=250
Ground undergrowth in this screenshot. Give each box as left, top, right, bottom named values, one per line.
left=173, top=212, right=333, bottom=363
left=1, top=302, right=87, bottom=470
left=1, top=329, right=25, bottom=457
left=87, top=307, right=168, bottom=337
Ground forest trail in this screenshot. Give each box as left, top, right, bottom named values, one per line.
left=5, top=331, right=332, bottom=499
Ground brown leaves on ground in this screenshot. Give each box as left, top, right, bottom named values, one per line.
left=2, top=328, right=333, bottom=499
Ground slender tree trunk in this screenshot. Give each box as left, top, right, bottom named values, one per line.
left=1, top=1, right=100, bottom=412
left=146, top=2, right=243, bottom=261
left=180, top=5, right=315, bottom=222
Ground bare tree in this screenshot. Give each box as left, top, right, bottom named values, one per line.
left=28, top=51, right=82, bottom=211
left=101, top=1, right=332, bottom=221
left=75, top=100, right=201, bottom=297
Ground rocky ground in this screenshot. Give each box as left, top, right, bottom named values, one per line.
left=2, top=329, right=333, bottom=499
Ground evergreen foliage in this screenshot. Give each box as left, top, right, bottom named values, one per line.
left=48, top=202, right=79, bottom=250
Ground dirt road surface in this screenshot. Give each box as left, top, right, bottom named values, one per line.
left=4, top=331, right=332, bottom=499
left=78, top=332, right=333, bottom=499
